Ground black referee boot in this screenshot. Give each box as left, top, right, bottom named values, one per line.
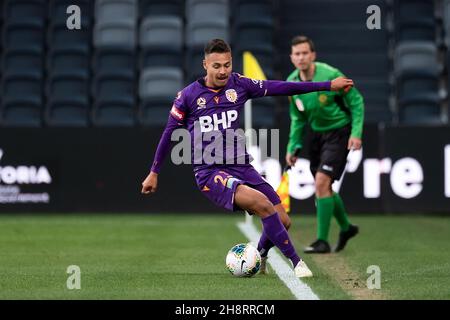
left=333, top=224, right=359, bottom=252
left=303, top=239, right=331, bottom=254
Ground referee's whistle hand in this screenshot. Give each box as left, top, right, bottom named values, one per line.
left=141, top=172, right=158, bottom=194
left=347, top=137, right=362, bottom=151
left=331, top=77, right=354, bottom=92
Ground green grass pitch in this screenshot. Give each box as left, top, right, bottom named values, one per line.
left=0, top=213, right=449, bottom=300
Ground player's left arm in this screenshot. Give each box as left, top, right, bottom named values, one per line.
left=336, top=70, right=365, bottom=150
left=237, top=74, right=353, bottom=99
left=266, top=77, right=353, bottom=95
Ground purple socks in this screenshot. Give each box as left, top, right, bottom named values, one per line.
left=260, top=213, right=300, bottom=267
left=257, top=231, right=274, bottom=258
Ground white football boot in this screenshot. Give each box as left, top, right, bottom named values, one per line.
left=294, top=259, right=313, bottom=278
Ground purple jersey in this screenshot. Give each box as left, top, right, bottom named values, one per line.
left=171, top=73, right=269, bottom=170
left=150, top=73, right=331, bottom=173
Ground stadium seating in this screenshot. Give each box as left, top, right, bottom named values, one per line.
left=1, top=73, right=42, bottom=127
left=92, top=0, right=137, bottom=126
left=94, top=47, right=136, bottom=77
left=92, top=72, right=136, bottom=126
left=186, top=20, right=229, bottom=48
left=139, top=0, right=184, bottom=19
left=45, top=74, right=90, bottom=127
left=45, top=1, right=93, bottom=127
left=186, top=0, right=229, bottom=26
left=49, top=0, right=93, bottom=26
left=2, top=47, right=43, bottom=78
left=0, top=0, right=448, bottom=127
left=393, top=0, right=436, bottom=42
left=95, top=0, right=137, bottom=24
left=47, top=48, right=90, bottom=78
left=1, top=0, right=45, bottom=126
left=231, top=0, right=275, bottom=78
left=48, top=21, right=92, bottom=53
left=139, top=15, right=183, bottom=69
left=394, top=41, right=443, bottom=124
left=94, top=21, right=136, bottom=48
left=185, top=0, right=230, bottom=83
left=139, top=67, right=183, bottom=126
left=3, top=21, right=45, bottom=53
left=185, top=19, right=230, bottom=83
left=277, top=0, right=392, bottom=124
left=4, top=0, right=47, bottom=25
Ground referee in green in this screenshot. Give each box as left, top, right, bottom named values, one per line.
left=285, top=35, right=364, bottom=253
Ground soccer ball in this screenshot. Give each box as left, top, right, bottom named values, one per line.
left=225, top=243, right=261, bottom=277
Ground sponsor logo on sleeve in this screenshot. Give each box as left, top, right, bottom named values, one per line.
left=170, top=105, right=185, bottom=120
left=251, top=78, right=264, bottom=89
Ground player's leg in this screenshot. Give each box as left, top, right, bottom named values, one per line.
left=257, top=202, right=290, bottom=274
left=303, top=133, right=332, bottom=253
left=332, top=192, right=359, bottom=252
left=246, top=181, right=291, bottom=273
left=253, top=182, right=290, bottom=255
left=325, top=125, right=359, bottom=252
left=304, top=171, right=334, bottom=253
left=235, top=184, right=312, bottom=277
left=308, top=125, right=358, bottom=253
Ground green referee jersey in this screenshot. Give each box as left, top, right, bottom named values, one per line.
left=286, top=62, right=365, bottom=155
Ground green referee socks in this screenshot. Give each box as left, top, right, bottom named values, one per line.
left=316, top=196, right=334, bottom=242
left=333, top=192, right=350, bottom=232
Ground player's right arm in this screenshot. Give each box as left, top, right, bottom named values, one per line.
left=142, top=92, right=187, bottom=195
left=286, top=97, right=307, bottom=167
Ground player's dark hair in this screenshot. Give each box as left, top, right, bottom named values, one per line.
left=204, top=39, right=231, bottom=56
left=291, top=35, right=315, bottom=52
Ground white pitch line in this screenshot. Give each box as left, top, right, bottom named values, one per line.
left=237, top=222, right=320, bottom=300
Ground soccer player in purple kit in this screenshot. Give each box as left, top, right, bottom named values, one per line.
left=141, top=39, right=353, bottom=278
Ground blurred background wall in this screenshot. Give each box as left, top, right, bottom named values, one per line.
left=0, top=0, right=449, bottom=213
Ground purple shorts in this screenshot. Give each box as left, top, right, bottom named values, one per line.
left=194, top=165, right=281, bottom=212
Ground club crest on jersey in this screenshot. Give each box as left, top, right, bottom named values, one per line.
left=225, top=89, right=238, bottom=103
left=319, top=94, right=328, bottom=105
left=197, top=97, right=207, bottom=109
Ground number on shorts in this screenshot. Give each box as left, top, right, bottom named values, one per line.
left=214, top=172, right=233, bottom=186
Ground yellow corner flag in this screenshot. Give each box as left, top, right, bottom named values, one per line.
left=276, top=168, right=290, bottom=214
left=243, top=51, right=267, bottom=80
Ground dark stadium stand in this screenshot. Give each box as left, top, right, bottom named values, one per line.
left=0, top=0, right=449, bottom=127
left=394, top=41, right=443, bottom=124
left=393, top=0, right=436, bottom=42
left=139, top=0, right=183, bottom=19
left=277, top=0, right=392, bottom=124
left=139, top=15, right=183, bottom=69
left=185, top=0, right=229, bottom=84
left=232, top=0, right=275, bottom=80
left=139, top=66, right=183, bottom=126
left=393, top=0, right=445, bottom=124
left=47, top=1, right=93, bottom=126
